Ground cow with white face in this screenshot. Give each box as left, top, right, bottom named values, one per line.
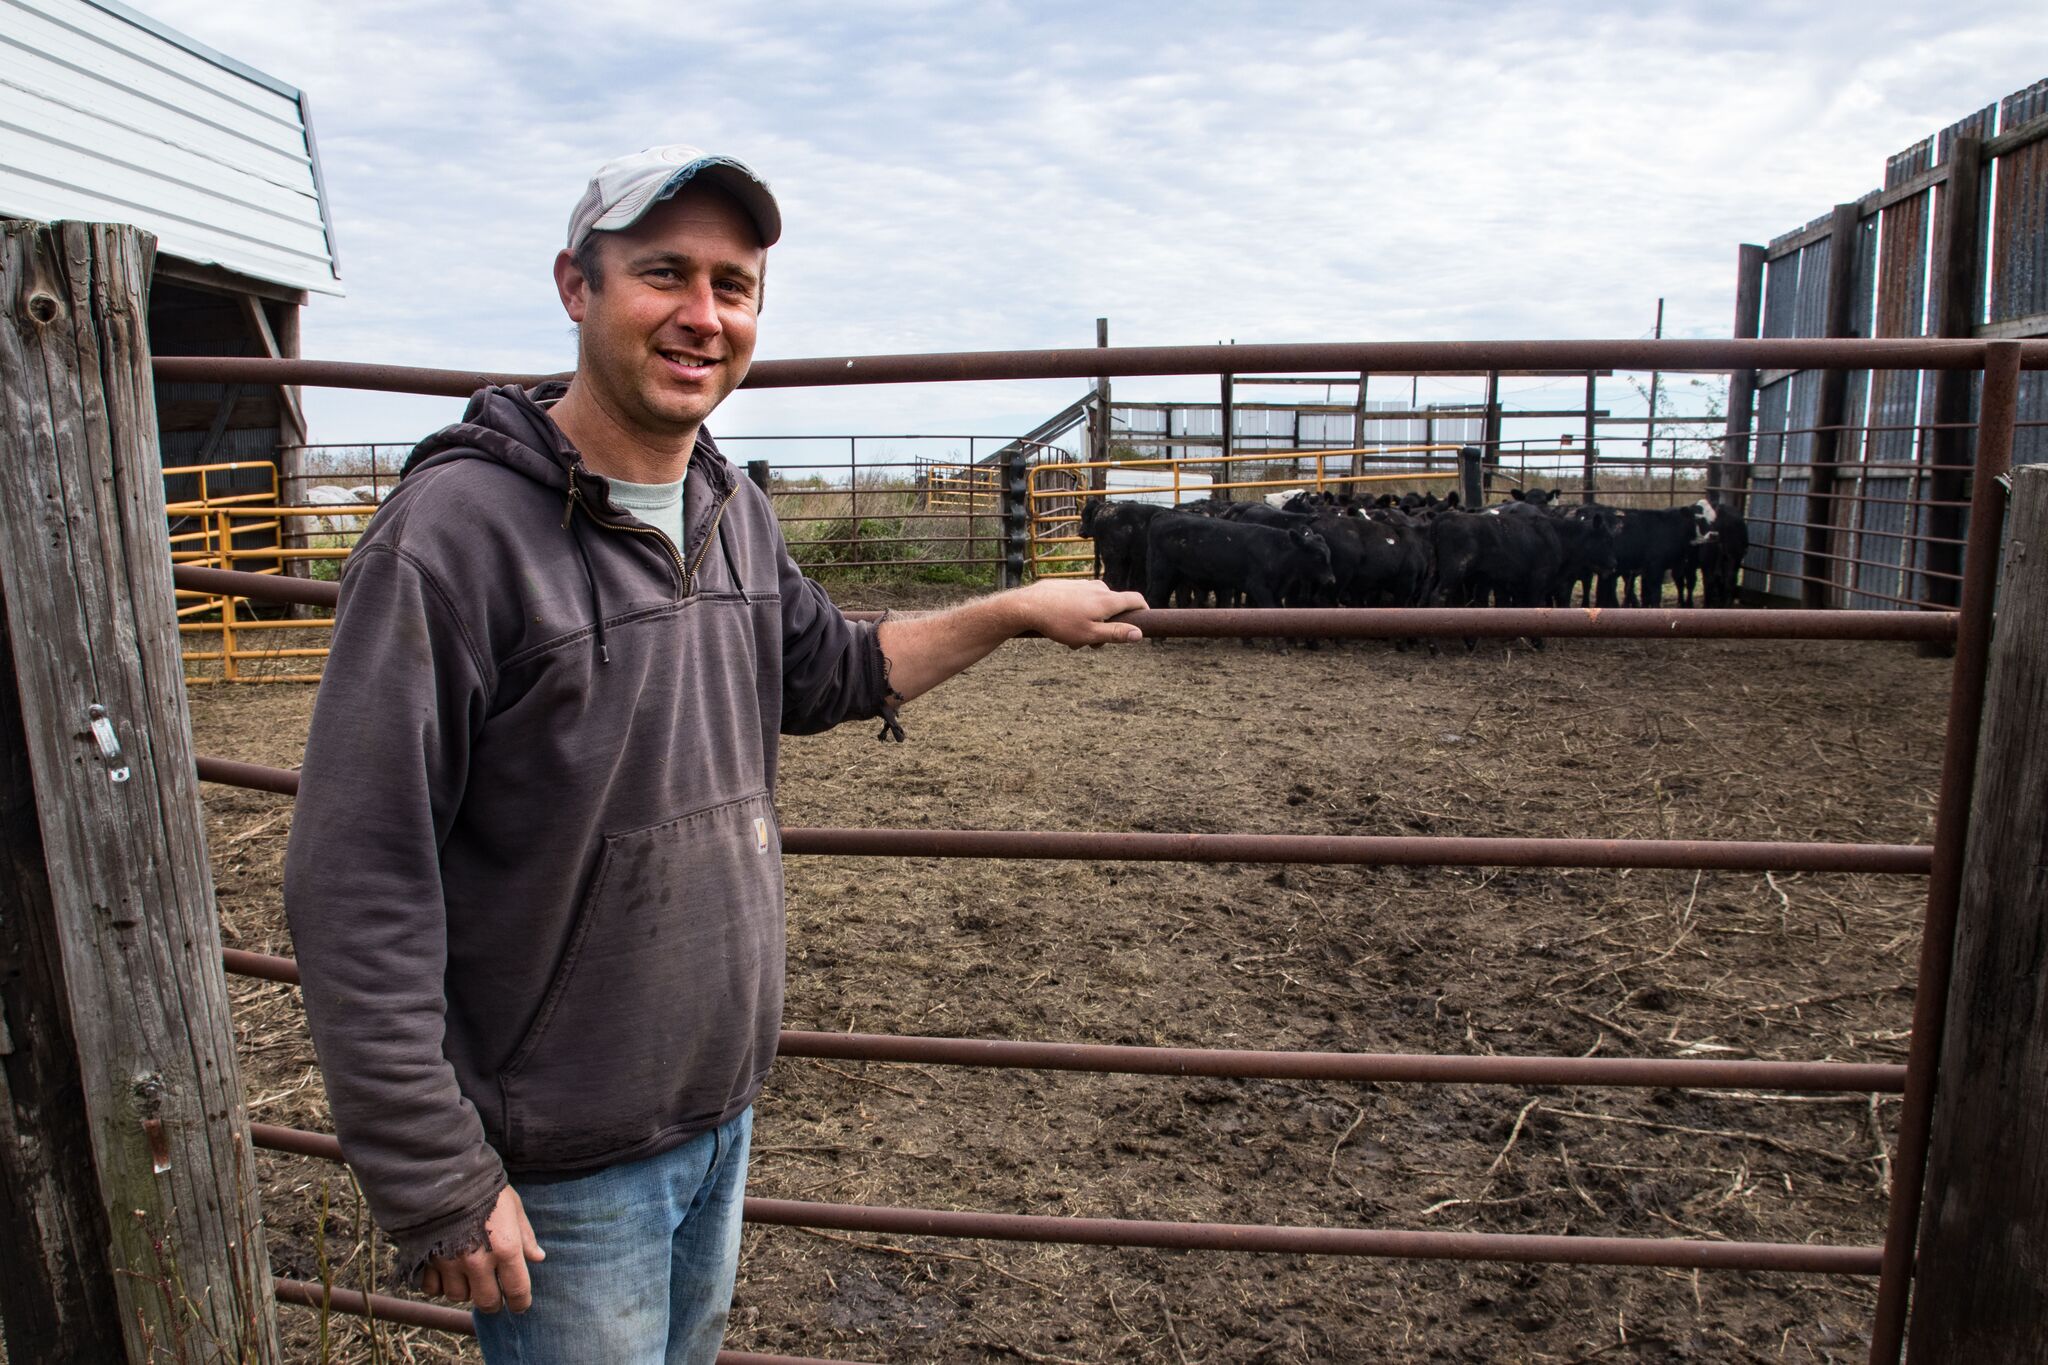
left=1692, top=498, right=1750, bottom=608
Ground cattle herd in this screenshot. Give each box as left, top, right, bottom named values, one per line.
left=1079, top=485, right=1751, bottom=628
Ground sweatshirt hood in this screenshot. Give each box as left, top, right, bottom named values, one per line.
left=400, top=381, right=736, bottom=509
left=402, top=381, right=578, bottom=487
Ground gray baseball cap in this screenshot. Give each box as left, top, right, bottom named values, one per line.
left=566, top=144, right=782, bottom=251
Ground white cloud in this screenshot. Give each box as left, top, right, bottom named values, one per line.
left=127, top=0, right=2048, bottom=442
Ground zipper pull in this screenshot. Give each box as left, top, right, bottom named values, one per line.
left=561, top=479, right=583, bottom=529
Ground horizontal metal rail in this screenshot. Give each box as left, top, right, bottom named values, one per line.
left=1116, top=607, right=1954, bottom=642
left=226, top=968, right=1901, bottom=1091
left=151, top=339, right=2048, bottom=397
left=745, top=1199, right=1880, bottom=1275
left=245, top=1124, right=1876, bottom=1276
left=774, top=1032, right=1904, bottom=1091
left=272, top=1277, right=472, bottom=1335
left=272, top=1274, right=872, bottom=1361
left=172, top=565, right=1959, bottom=643
left=197, top=757, right=1926, bottom=874
left=782, top=827, right=1929, bottom=874
left=177, top=564, right=337, bottom=608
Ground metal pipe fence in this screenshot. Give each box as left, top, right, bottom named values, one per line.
left=163, top=337, right=2030, bottom=1360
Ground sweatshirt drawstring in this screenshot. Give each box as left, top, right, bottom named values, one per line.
left=718, top=523, right=744, bottom=593
left=569, top=508, right=610, bottom=665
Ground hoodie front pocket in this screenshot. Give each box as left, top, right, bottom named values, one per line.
left=498, top=791, right=784, bottom=1167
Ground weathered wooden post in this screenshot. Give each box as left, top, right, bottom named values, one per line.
left=1581, top=370, right=1599, bottom=504
left=1921, top=137, right=1985, bottom=613
left=1457, top=445, right=1484, bottom=508
left=1089, top=316, right=1110, bottom=490
left=1802, top=203, right=1863, bottom=609
left=0, top=221, right=280, bottom=1362
left=998, top=445, right=1028, bottom=588
left=1719, top=243, right=1765, bottom=515
left=1480, top=369, right=1502, bottom=495
left=1905, top=462, right=2048, bottom=1363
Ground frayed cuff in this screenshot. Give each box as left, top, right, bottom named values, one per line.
left=392, top=1176, right=505, bottom=1287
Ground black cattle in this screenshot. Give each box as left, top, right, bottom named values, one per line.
left=1143, top=512, right=1336, bottom=612
left=1691, top=498, right=1750, bottom=607
left=1429, top=509, right=1563, bottom=650
left=1374, top=491, right=1459, bottom=514
left=1576, top=503, right=1700, bottom=607
left=1318, top=513, right=1433, bottom=608
left=1078, top=497, right=1104, bottom=575
left=1432, top=510, right=1561, bottom=610
left=1221, top=503, right=1314, bottom=528
left=1282, top=489, right=1356, bottom=515
left=1497, top=500, right=1616, bottom=606
left=1081, top=500, right=1165, bottom=593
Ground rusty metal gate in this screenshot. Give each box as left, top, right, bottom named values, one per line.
left=146, top=334, right=2045, bottom=1364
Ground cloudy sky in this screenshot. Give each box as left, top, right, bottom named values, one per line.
left=139, top=0, right=2048, bottom=450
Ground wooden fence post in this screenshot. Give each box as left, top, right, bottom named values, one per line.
left=1458, top=445, right=1484, bottom=508
left=1719, top=243, right=1766, bottom=515
left=1803, top=202, right=1863, bottom=608
left=1581, top=371, right=1599, bottom=503
left=998, top=445, right=1028, bottom=588
left=1481, top=369, right=1502, bottom=494
left=1923, top=136, right=1986, bottom=613
left=1905, top=462, right=2048, bottom=1363
left=1089, top=317, right=1110, bottom=490
left=1218, top=371, right=1234, bottom=498
left=0, top=220, right=280, bottom=1363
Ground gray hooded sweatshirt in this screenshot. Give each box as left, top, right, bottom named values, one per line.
left=282, top=383, right=891, bottom=1277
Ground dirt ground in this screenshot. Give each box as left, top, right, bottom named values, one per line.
left=189, top=595, right=1950, bottom=1364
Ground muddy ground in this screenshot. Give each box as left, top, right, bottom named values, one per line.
left=191, top=596, right=1948, bottom=1364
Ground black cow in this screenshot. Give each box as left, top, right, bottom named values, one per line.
left=1691, top=498, right=1750, bottom=607
left=1433, top=510, right=1562, bottom=610
left=1497, top=500, right=1617, bottom=606
left=1575, top=503, right=1700, bottom=607
left=1430, top=508, right=1564, bottom=650
left=1080, top=500, right=1165, bottom=593
left=1221, top=503, right=1314, bottom=528
left=1319, top=513, right=1433, bottom=608
left=1143, top=512, right=1336, bottom=612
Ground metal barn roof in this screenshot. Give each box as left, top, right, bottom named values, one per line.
left=0, top=0, right=342, bottom=295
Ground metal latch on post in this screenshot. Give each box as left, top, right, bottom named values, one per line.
left=87, top=704, right=130, bottom=784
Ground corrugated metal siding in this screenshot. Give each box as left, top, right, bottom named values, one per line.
left=1850, top=136, right=1935, bottom=610
left=0, top=0, right=341, bottom=294
left=1110, top=402, right=1480, bottom=463
left=1992, top=79, right=2048, bottom=467
left=1751, top=232, right=1826, bottom=599
left=1748, top=80, right=2047, bottom=608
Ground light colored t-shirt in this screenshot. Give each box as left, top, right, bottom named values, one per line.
left=605, top=475, right=686, bottom=551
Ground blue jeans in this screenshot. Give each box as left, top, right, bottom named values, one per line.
left=473, top=1108, right=752, bottom=1365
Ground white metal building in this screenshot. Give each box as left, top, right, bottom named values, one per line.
left=2, top=0, right=341, bottom=485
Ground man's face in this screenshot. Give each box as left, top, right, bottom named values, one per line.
left=555, top=184, right=765, bottom=445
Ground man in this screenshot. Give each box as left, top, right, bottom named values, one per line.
left=282, top=144, right=1145, bottom=1362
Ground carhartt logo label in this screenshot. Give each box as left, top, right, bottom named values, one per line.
left=754, top=817, right=769, bottom=853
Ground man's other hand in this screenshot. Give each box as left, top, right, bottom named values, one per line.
left=421, top=1185, right=545, bottom=1313
left=1015, top=578, right=1147, bottom=648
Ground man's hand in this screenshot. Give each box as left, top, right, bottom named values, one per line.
left=1013, top=578, right=1148, bottom=648
left=421, top=1185, right=545, bottom=1313
left=876, top=577, right=1146, bottom=705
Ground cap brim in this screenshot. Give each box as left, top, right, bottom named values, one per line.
left=589, top=158, right=781, bottom=247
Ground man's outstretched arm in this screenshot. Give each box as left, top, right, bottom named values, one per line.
left=877, top=578, right=1148, bottom=704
